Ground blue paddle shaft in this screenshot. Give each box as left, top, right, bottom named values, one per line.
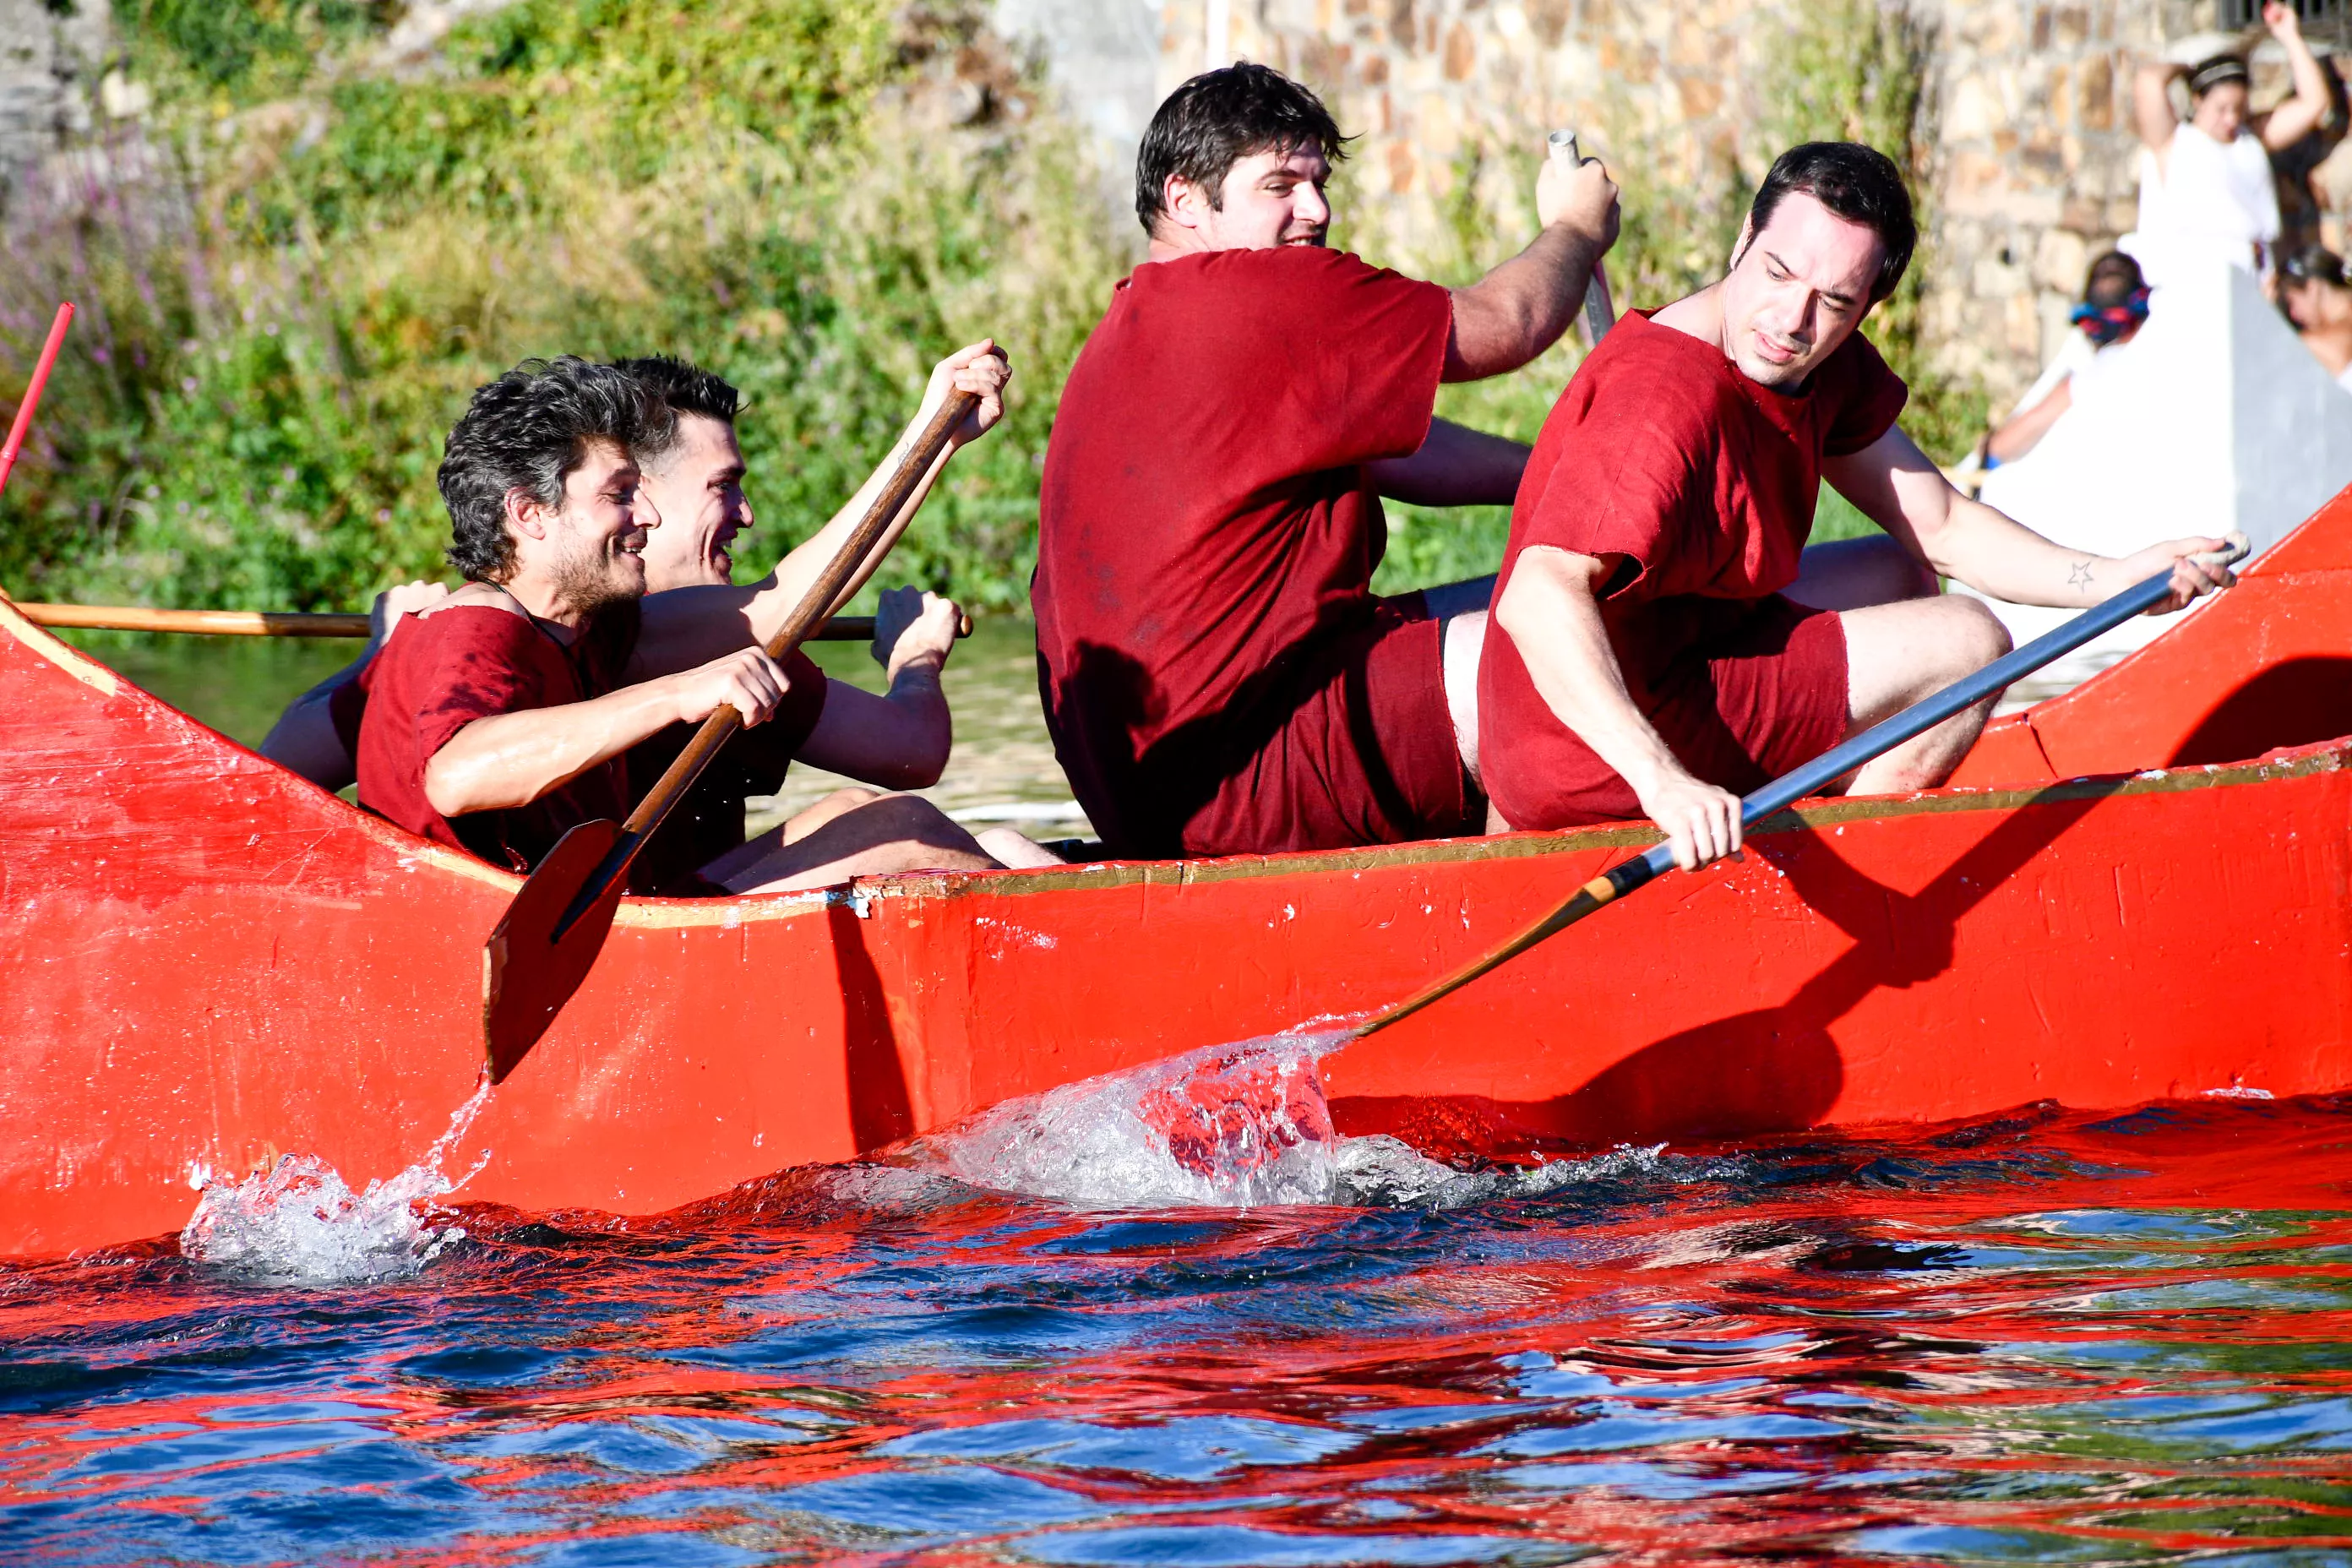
left=1612, top=559, right=2228, bottom=896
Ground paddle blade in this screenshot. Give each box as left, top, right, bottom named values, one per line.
left=482, top=819, right=628, bottom=1084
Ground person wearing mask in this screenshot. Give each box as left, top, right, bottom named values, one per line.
left=1981, top=253, right=2153, bottom=467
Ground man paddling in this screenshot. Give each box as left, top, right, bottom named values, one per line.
left=357, top=349, right=1044, bottom=892
left=1479, top=141, right=2235, bottom=872
left=1033, top=63, right=1620, bottom=858
left=612, top=353, right=1056, bottom=886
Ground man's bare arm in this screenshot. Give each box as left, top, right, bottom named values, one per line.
left=796, top=588, right=958, bottom=790
left=1446, top=158, right=1620, bottom=382
left=1494, top=547, right=1742, bottom=870
left=1822, top=426, right=2235, bottom=610
left=261, top=581, right=450, bottom=790
left=422, top=647, right=791, bottom=818
left=1365, top=418, right=1532, bottom=506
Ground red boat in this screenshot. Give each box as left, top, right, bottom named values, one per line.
left=6, top=493, right=2352, bottom=1259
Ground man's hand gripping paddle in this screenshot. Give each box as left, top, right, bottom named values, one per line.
left=1546, top=131, right=1616, bottom=346
left=481, top=389, right=980, bottom=1082
left=1351, top=535, right=2250, bottom=1043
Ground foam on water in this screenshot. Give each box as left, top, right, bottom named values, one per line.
left=909, top=1036, right=1680, bottom=1211
left=179, top=1081, right=494, bottom=1285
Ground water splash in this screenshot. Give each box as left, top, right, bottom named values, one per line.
left=180, top=1081, right=494, bottom=1285
left=909, top=1037, right=1680, bottom=1211
left=914, top=1035, right=1347, bottom=1207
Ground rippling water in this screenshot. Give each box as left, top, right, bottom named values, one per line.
left=6, top=1050, right=2350, bottom=1566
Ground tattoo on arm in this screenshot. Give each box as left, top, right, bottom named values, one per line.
left=2067, top=558, right=2094, bottom=591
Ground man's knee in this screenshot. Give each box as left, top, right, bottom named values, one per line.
left=1940, top=595, right=2014, bottom=674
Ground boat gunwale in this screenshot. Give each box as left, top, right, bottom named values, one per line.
left=10, top=578, right=2348, bottom=926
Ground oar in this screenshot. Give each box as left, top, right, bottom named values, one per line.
left=0, top=303, right=74, bottom=498
left=1545, top=132, right=1616, bottom=346
left=480, top=389, right=980, bottom=1082
left=1354, top=536, right=2251, bottom=1041
left=9, top=602, right=965, bottom=642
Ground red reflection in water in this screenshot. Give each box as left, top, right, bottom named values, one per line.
left=2, top=1096, right=2349, bottom=1565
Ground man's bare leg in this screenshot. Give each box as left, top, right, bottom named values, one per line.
left=1836, top=595, right=2012, bottom=795
left=702, top=789, right=1059, bottom=893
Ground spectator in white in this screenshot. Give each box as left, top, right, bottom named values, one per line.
left=2131, top=3, right=2331, bottom=287
left=2279, top=243, right=2352, bottom=388
left=1982, top=253, right=2152, bottom=467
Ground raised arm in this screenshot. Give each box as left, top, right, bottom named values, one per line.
left=1821, top=424, right=2235, bottom=611
left=1446, top=156, right=1620, bottom=382
left=2135, top=60, right=2185, bottom=157
left=629, top=342, right=1009, bottom=679
left=2259, top=2, right=2333, bottom=150
left=1493, top=547, right=1742, bottom=870
left=1365, top=417, right=1532, bottom=506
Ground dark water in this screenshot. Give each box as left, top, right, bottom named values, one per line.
left=6, top=1065, right=2350, bottom=1566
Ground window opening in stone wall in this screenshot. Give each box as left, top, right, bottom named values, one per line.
left=2219, top=0, right=2349, bottom=46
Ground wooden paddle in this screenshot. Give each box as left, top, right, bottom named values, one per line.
left=1545, top=132, right=1616, bottom=346
left=480, top=389, right=980, bottom=1082
left=1353, top=536, right=2251, bottom=1043
left=10, top=602, right=965, bottom=642
left=0, top=303, right=74, bottom=498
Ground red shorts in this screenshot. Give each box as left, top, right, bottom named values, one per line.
left=1178, top=594, right=1480, bottom=857
left=1487, top=593, right=1850, bottom=829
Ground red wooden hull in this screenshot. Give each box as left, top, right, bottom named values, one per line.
left=7, top=493, right=2352, bottom=1259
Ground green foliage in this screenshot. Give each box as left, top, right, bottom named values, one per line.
left=2, top=0, right=1130, bottom=612
left=1756, top=0, right=1988, bottom=462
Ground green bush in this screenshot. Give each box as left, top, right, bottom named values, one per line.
left=0, top=0, right=1130, bottom=613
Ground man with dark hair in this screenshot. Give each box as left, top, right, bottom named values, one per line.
left=1480, top=142, right=2237, bottom=870
left=355, top=345, right=1043, bottom=893
left=612, top=352, right=1055, bottom=884
left=1034, top=63, right=1621, bottom=858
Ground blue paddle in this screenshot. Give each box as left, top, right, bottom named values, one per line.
left=1353, top=535, right=2249, bottom=1039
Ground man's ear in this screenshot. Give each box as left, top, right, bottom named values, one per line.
left=504, top=487, right=553, bottom=544
left=1162, top=172, right=1211, bottom=231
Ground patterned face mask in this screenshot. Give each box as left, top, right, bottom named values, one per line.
left=2071, top=286, right=2151, bottom=347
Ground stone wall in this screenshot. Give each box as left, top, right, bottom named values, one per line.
left=1080, top=0, right=2314, bottom=415
left=0, top=0, right=106, bottom=179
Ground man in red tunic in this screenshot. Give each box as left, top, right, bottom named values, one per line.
left=1034, top=63, right=1621, bottom=858
left=1479, top=142, right=2236, bottom=872
left=357, top=347, right=1042, bottom=893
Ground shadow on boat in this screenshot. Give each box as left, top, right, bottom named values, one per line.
left=1331, top=776, right=2131, bottom=1155
left=833, top=899, right=916, bottom=1149
left=2170, top=656, right=2352, bottom=768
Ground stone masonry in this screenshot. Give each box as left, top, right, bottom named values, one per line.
left=1016, top=0, right=2337, bottom=412
left=0, top=0, right=106, bottom=179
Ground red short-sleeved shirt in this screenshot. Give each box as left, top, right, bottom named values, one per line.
left=1033, top=246, right=1463, bottom=857
left=348, top=604, right=825, bottom=891
left=1478, top=311, right=1909, bottom=830
left=357, top=602, right=643, bottom=876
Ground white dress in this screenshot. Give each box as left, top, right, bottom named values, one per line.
left=2127, top=123, right=2282, bottom=286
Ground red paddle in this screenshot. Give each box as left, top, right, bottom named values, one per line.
left=0, top=304, right=74, bottom=498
